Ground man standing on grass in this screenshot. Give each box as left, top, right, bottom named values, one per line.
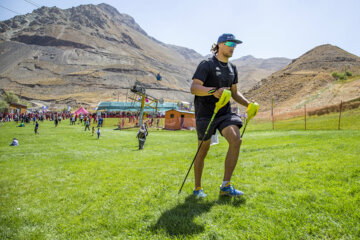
left=34, top=121, right=39, bottom=134
left=136, top=122, right=148, bottom=150
left=55, top=116, right=58, bottom=127
left=84, top=119, right=90, bottom=131
left=97, top=127, right=101, bottom=139
left=190, top=33, right=252, bottom=198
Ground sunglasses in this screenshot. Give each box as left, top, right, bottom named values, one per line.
left=224, top=41, right=237, bottom=47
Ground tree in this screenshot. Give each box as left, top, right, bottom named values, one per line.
left=3, top=91, right=20, bottom=104
left=0, top=99, right=9, bottom=113
left=20, top=99, right=32, bottom=108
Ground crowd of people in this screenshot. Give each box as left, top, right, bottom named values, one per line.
left=0, top=111, right=164, bottom=126
left=2, top=110, right=162, bottom=149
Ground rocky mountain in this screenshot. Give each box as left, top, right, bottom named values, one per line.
left=244, top=44, right=360, bottom=111
left=232, top=55, right=291, bottom=92
left=195, top=54, right=290, bottom=92
left=0, top=3, right=203, bottom=108
left=2, top=3, right=345, bottom=112
left=167, top=44, right=203, bottom=64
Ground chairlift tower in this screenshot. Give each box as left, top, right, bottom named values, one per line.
left=129, top=81, right=163, bottom=126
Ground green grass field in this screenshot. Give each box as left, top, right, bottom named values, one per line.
left=250, top=108, right=360, bottom=131
left=0, top=114, right=359, bottom=239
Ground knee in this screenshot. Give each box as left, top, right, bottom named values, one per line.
left=197, top=142, right=210, bottom=157
left=229, top=136, right=242, bottom=147
left=201, top=144, right=210, bottom=152
left=199, top=146, right=209, bottom=157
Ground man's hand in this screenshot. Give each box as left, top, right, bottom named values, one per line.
left=213, top=87, right=230, bottom=99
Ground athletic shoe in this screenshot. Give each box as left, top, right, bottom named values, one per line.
left=219, top=183, right=244, bottom=197
left=193, top=188, right=207, bottom=198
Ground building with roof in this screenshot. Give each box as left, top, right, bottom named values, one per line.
left=165, top=109, right=195, bottom=130
left=9, top=102, right=27, bottom=114
left=96, top=102, right=178, bottom=113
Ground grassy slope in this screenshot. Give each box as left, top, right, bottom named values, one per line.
left=249, top=108, right=360, bottom=131
left=0, top=118, right=359, bottom=239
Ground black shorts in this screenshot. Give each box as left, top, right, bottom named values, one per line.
left=196, top=113, right=243, bottom=141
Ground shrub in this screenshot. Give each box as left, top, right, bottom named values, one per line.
left=345, top=70, right=352, bottom=77
left=339, top=74, right=347, bottom=80
left=331, top=72, right=347, bottom=80
left=0, top=99, right=9, bottom=113
left=331, top=72, right=339, bottom=79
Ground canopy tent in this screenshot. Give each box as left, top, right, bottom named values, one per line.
left=74, top=107, right=89, bottom=115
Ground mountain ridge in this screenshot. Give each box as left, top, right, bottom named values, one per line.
left=0, top=3, right=201, bottom=107
left=244, top=44, right=360, bottom=111
left=1, top=3, right=354, bottom=112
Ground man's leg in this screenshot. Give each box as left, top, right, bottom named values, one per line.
left=139, top=139, right=145, bottom=149
left=221, top=125, right=241, bottom=182
left=194, top=139, right=211, bottom=189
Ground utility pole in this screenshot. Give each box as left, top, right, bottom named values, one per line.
left=338, top=100, right=343, bottom=130
left=19, top=86, right=23, bottom=101
left=139, top=93, right=145, bottom=126
left=271, top=98, right=274, bottom=130
left=304, top=104, right=307, bottom=130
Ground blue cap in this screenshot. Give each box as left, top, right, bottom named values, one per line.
left=217, top=33, right=242, bottom=44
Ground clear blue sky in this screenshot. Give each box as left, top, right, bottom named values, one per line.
left=1, top=0, right=359, bottom=59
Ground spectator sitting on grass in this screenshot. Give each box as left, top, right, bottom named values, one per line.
left=10, top=138, right=18, bottom=146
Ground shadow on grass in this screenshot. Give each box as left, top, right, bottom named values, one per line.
left=150, top=195, right=245, bottom=237
left=217, top=195, right=246, bottom=206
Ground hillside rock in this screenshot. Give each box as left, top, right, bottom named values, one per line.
left=232, top=55, right=291, bottom=91
left=0, top=3, right=200, bottom=108
left=245, top=44, right=360, bottom=111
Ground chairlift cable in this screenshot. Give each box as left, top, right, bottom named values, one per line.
left=0, top=5, right=21, bottom=15
left=23, top=0, right=40, bottom=8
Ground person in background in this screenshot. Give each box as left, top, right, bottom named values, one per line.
left=136, top=122, right=148, bottom=150
left=92, top=126, right=95, bottom=136
left=35, top=121, right=39, bottom=134
left=10, top=138, right=18, bottom=146
left=84, top=119, right=90, bottom=131
left=97, top=128, right=101, bottom=139
left=98, top=116, right=103, bottom=127
left=55, top=117, right=59, bottom=127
